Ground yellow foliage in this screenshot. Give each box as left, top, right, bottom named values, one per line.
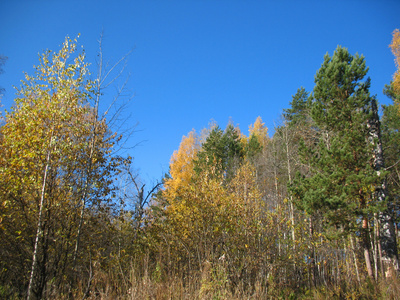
left=164, top=130, right=199, bottom=199
left=164, top=170, right=239, bottom=262
left=390, top=29, right=400, bottom=96
left=229, top=162, right=261, bottom=204
left=248, top=116, right=269, bottom=148
left=162, top=157, right=266, bottom=268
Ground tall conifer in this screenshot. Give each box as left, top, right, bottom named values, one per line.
left=290, top=46, right=397, bottom=278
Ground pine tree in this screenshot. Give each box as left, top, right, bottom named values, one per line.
left=195, top=123, right=244, bottom=180
left=283, top=87, right=310, bottom=127
left=290, top=46, right=391, bottom=278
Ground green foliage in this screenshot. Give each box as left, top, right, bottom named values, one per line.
left=245, top=133, right=263, bottom=159
left=3, top=31, right=400, bottom=299
left=290, top=46, right=379, bottom=230
left=283, top=86, right=310, bottom=127
left=195, top=123, right=244, bottom=180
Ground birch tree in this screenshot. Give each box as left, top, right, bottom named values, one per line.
left=0, top=36, right=119, bottom=299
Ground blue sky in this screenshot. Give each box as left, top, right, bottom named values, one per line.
left=1, top=0, right=399, bottom=183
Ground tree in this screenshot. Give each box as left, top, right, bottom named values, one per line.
left=290, top=46, right=387, bottom=278
left=382, top=103, right=400, bottom=197
left=283, top=87, right=310, bottom=128
left=195, top=123, right=244, bottom=181
left=389, top=29, right=400, bottom=99
left=248, top=116, right=269, bottom=147
left=368, top=97, right=400, bottom=279
left=0, top=36, right=120, bottom=299
left=70, top=32, right=135, bottom=281
left=245, top=116, right=268, bottom=161
left=164, top=130, right=199, bottom=200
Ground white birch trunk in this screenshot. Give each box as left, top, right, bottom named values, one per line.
left=368, top=99, right=399, bottom=276
left=27, top=149, right=52, bottom=300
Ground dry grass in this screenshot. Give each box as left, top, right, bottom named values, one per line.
left=74, top=272, right=400, bottom=300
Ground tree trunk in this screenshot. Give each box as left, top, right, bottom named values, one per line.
left=368, top=99, right=399, bottom=276
left=309, top=216, right=316, bottom=287
left=350, top=235, right=361, bottom=284
left=27, top=150, right=51, bottom=300
left=72, top=145, right=94, bottom=270
left=284, top=126, right=296, bottom=248
left=362, top=216, right=374, bottom=279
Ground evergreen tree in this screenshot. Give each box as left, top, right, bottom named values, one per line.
left=195, top=123, right=244, bottom=180
left=245, top=133, right=263, bottom=159
left=223, top=123, right=244, bottom=178
left=290, top=46, right=389, bottom=278
left=281, top=87, right=315, bottom=151
left=283, top=87, right=310, bottom=127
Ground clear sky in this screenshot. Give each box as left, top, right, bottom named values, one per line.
left=1, top=0, right=399, bottom=183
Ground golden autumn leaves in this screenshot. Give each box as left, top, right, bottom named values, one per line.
left=390, top=29, right=400, bottom=97
left=157, top=119, right=270, bottom=272
left=0, top=36, right=120, bottom=299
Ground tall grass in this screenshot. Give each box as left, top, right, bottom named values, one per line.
left=39, top=262, right=400, bottom=299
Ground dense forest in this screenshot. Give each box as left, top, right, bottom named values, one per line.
left=1, top=30, right=400, bottom=299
